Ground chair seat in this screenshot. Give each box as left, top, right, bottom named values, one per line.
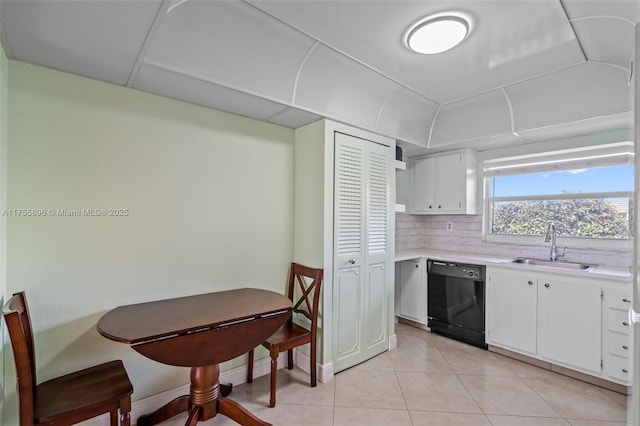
left=247, top=263, right=323, bottom=407
left=35, top=360, right=133, bottom=424
left=263, top=323, right=310, bottom=349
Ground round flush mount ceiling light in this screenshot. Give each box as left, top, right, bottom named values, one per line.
left=405, top=12, right=472, bottom=54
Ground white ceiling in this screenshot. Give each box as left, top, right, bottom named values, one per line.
left=1, top=0, right=638, bottom=153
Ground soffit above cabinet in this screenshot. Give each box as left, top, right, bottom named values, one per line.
left=143, top=0, right=316, bottom=105
left=0, top=0, right=163, bottom=85
left=1, top=0, right=637, bottom=151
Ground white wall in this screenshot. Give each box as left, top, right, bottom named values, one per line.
left=5, top=61, right=295, bottom=423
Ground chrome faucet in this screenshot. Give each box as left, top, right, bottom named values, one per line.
left=544, top=222, right=564, bottom=261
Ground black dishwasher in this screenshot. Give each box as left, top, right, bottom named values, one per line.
left=427, top=259, right=487, bottom=349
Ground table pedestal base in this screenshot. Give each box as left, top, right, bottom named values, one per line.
left=137, top=365, right=270, bottom=426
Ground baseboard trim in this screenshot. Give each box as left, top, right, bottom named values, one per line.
left=489, top=345, right=630, bottom=395
left=389, top=333, right=398, bottom=350
left=398, top=317, right=430, bottom=332
left=78, top=350, right=327, bottom=425
left=293, top=348, right=334, bottom=383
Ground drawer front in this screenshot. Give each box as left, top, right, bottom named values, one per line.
left=607, top=331, right=631, bottom=358
left=608, top=308, right=631, bottom=334
left=606, top=354, right=632, bottom=382
left=607, top=288, right=632, bottom=310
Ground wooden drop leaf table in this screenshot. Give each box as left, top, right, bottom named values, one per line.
left=98, top=288, right=292, bottom=426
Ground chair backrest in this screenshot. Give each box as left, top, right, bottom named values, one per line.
left=287, top=263, right=323, bottom=333
left=3, top=291, right=37, bottom=426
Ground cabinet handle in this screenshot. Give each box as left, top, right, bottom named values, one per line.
left=438, top=205, right=442, bottom=209
left=622, top=369, right=629, bottom=373
left=544, top=283, right=550, bottom=288
left=622, top=321, right=629, bottom=326
left=623, top=298, right=631, bottom=303
left=623, top=345, right=629, bottom=350
left=348, top=259, right=356, bottom=265
left=428, top=205, right=433, bottom=209
left=527, top=280, right=533, bottom=285
left=415, top=264, right=419, bottom=268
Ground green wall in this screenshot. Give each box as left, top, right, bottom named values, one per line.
left=5, top=61, right=295, bottom=423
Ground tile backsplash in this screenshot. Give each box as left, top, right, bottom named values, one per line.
left=396, top=214, right=632, bottom=269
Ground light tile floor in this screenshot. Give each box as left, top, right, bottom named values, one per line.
left=158, top=323, right=628, bottom=425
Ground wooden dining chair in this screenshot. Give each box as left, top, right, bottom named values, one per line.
left=246, top=263, right=323, bottom=407
left=3, top=291, right=134, bottom=426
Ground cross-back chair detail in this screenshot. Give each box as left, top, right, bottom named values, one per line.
left=3, top=291, right=133, bottom=426
left=247, top=263, right=324, bottom=407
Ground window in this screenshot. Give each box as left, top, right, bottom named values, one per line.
left=483, top=142, right=634, bottom=247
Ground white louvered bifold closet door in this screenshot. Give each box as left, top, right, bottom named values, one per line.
left=333, top=131, right=391, bottom=372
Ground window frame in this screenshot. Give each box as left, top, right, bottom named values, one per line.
left=482, top=143, right=634, bottom=250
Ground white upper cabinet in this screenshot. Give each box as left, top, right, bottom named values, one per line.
left=409, top=149, right=477, bottom=215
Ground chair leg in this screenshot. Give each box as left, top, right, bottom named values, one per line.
left=110, top=410, right=118, bottom=426
left=120, top=395, right=131, bottom=426
left=310, top=341, right=317, bottom=387
left=269, top=352, right=278, bottom=408
left=287, top=348, right=294, bottom=370
left=247, top=349, right=254, bottom=383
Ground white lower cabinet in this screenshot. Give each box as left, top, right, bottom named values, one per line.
left=487, top=269, right=537, bottom=355
left=603, top=287, right=634, bottom=383
left=487, top=266, right=632, bottom=385
left=537, top=276, right=602, bottom=374
left=396, top=259, right=427, bottom=324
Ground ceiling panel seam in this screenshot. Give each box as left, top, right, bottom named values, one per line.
left=140, top=59, right=293, bottom=106
left=500, top=87, right=516, bottom=135
left=570, top=15, right=637, bottom=27
left=374, top=87, right=403, bottom=133
left=262, top=107, right=296, bottom=123
left=559, top=0, right=587, bottom=63
left=126, top=0, right=173, bottom=88
left=427, top=105, right=442, bottom=149
left=242, top=0, right=438, bottom=109
left=587, top=60, right=632, bottom=74
left=0, top=22, right=13, bottom=60
left=440, top=59, right=589, bottom=108
left=292, top=41, right=320, bottom=106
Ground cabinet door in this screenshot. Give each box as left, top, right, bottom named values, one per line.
left=334, top=267, right=363, bottom=367
left=399, top=260, right=424, bottom=323
left=435, top=153, right=462, bottom=213
left=333, top=132, right=390, bottom=372
left=412, top=156, right=435, bottom=213
left=487, top=269, right=537, bottom=355
left=363, top=142, right=391, bottom=356
left=538, top=277, right=602, bottom=374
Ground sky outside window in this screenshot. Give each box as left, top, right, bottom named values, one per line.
left=492, top=165, right=634, bottom=197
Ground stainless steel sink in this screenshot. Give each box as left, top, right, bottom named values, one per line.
left=509, top=258, right=595, bottom=270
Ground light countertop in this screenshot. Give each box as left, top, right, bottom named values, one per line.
left=395, top=249, right=632, bottom=282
